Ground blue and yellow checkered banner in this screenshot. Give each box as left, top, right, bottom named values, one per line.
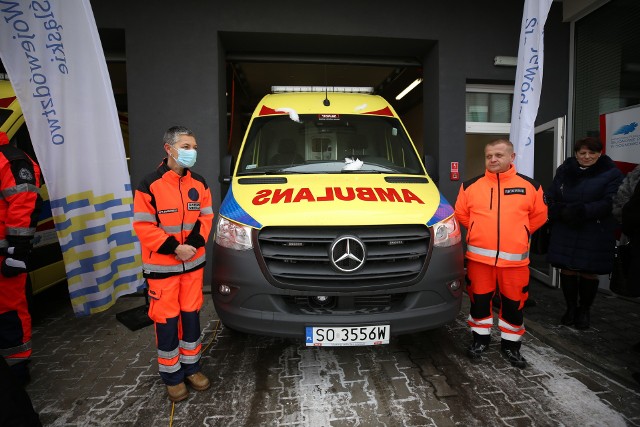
left=51, top=185, right=143, bottom=316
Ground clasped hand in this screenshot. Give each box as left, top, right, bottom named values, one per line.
left=175, top=244, right=197, bottom=261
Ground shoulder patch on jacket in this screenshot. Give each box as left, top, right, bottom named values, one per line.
left=516, top=173, right=541, bottom=190
left=189, top=171, right=209, bottom=190
left=18, top=167, right=34, bottom=182
left=462, top=175, right=483, bottom=191
left=0, top=144, right=29, bottom=162
left=138, top=169, right=164, bottom=195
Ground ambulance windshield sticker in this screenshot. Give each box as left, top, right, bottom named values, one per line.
left=246, top=164, right=257, bottom=169
left=318, top=114, right=340, bottom=121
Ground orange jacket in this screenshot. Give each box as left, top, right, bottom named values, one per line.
left=454, top=165, right=547, bottom=267
left=0, top=132, right=41, bottom=254
left=133, top=160, right=214, bottom=278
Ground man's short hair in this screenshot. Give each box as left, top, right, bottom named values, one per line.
left=163, top=126, right=194, bottom=146
left=485, top=138, right=514, bottom=151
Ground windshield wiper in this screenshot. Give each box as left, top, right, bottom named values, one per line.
left=238, top=169, right=310, bottom=176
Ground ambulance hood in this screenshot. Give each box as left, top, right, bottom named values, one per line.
left=219, top=174, right=454, bottom=228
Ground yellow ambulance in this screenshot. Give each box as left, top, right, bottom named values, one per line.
left=212, top=88, right=464, bottom=346
left=0, top=77, right=66, bottom=294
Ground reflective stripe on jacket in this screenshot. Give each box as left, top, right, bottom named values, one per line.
left=454, top=165, right=547, bottom=267
left=133, top=160, right=214, bottom=278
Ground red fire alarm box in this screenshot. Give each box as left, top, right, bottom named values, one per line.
left=450, top=162, right=459, bottom=181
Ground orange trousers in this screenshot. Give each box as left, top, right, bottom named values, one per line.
left=0, top=268, right=31, bottom=367
left=466, top=260, right=529, bottom=346
left=147, top=268, right=204, bottom=385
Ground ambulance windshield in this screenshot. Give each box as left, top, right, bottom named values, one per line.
left=237, top=114, right=424, bottom=175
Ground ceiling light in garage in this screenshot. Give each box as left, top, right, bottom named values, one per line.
left=395, top=78, right=423, bottom=100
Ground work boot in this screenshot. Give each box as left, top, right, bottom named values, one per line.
left=575, top=278, right=599, bottom=330
left=559, top=273, right=579, bottom=326
left=185, top=371, right=210, bottom=391
left=166, top=382, right=188, bottom=402
left=501, top=347, right=527, bottom=369
left=466, top=332, right=491, bottom=360
left=467, top=341, right=489, bottom=360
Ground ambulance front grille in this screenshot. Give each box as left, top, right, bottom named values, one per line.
left=256, top=225, right=430, bottom=291
left=282, top=294, right=405, bottom=314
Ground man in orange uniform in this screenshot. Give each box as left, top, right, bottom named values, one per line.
left=0, top=131, right=41, bottom=385
left=133, top=126, right=214, bottom=402
left=454, top=138, right=547, bottom=368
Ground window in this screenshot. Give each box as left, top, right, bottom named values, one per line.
left=573, top=0, right=640, bottom=140
left=465, top=84, right=514, bottom=133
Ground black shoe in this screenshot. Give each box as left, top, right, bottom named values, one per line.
left=560, top=307, right=576, bottom=326
left=574, top=306, right=590, bottom=330
left=501, top=348, right=527, bottom=368
left=467, top=341, right=489, bottom=360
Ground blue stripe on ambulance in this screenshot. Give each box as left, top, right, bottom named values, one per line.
left=426, top=193, right=454, bottom=227
left=219, top=184, right=262, bottom=228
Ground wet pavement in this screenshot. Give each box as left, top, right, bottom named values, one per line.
left=18, top=278, right=640, bottom=426
left=523, top=278, right=640, bottom=391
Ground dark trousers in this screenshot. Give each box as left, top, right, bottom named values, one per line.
left=0, top=356, right=41, bottom=427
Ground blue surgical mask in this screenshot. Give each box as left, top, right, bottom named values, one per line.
left=172, top=147, right=197, bottom=168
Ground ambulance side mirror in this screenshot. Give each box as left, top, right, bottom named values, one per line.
left=219, top=154, right=233, bottom=200
left=424, top=155, right=439, bottom=184
left=219, top=154, right=233, bottom=185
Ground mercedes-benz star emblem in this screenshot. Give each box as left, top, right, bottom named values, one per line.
left=330, top=236, right=366, bottom=273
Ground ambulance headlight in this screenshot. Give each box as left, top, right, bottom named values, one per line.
left=215, top=217, right=253, bottom=250
left=432, top=216, right=461, bottom=247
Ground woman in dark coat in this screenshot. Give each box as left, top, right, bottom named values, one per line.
left=546, top=137, right=623, bottom=329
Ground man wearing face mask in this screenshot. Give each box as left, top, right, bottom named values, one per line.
left=133, top=126, right=214, bottom=402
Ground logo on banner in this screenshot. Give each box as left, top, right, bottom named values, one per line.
left=613, top=122, right=638, bottom=135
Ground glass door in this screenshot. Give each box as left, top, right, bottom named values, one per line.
left=529, top=117, right=566, bottom=288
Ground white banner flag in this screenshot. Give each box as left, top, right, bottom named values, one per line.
left=510, top=0, right=553, bottom=178
left=0, top=0, right=143, bottom=315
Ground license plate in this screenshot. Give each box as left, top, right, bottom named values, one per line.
left=305, top=325, right=390, bottom=347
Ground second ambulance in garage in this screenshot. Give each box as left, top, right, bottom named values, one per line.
left=212, top=87, right=464, bottom=346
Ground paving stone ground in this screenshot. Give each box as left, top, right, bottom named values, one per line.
left=22, top=280, right=640, bottom=426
